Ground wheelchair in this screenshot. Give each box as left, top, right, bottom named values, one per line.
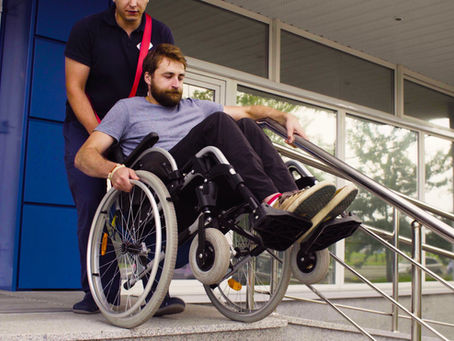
left=86, top=132, right=361, bottom=328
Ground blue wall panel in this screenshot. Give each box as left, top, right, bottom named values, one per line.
left=0, top=0, right=111, bottom=290
left=0, top=0, right=33, bottom=291
left=29, top=38, right=66, bottom=121
left=36, top=0, right=108, bottom=42
left=18, top=204, right=79, bottom=289
left=24, top=119, right=73, bottom=205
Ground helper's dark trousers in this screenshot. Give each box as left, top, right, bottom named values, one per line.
left=64, top=119, right=106, bottom=294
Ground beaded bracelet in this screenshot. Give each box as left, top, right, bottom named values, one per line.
left=107, top=164, right=125, bottom=181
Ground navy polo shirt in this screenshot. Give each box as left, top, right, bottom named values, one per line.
left=64, top=6, right=174, bottom=121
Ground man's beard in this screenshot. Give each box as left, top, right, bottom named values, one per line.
left=150, top=83, right=182, bottom=107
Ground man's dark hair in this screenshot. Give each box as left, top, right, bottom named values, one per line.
left=143, top=43, right=187, bottom=75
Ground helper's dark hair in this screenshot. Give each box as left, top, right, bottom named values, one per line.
left=142, top=43, right=187, bottom=75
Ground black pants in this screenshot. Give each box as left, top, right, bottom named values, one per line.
left=169, top=112, right=297, bottom=202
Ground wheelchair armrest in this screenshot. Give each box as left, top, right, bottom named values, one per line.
left=104, top=142, right=125, bottom=164
left=104, top=132, right=160, bottom=166
left=123, top=132, right=159, bottom=167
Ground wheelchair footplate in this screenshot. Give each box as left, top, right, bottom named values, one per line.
left=303, top=214, right=362, bottom=253
left=252, top=204, right=312, bottom=251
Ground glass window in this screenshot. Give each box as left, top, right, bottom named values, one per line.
left=237, top=86, right=336, bottom=152
left=281, top=31, right=394, bottom=114
left=424, top=135, right=453, bottom=213
left=147, top=0, right=269, bottom=78
left=404, top=80, right=454, bottom=129
left=345, top=115, right=417, bottom=283
left=424, top=134, right=454, bottom=280
left=426, top=253, right=454, bottom=282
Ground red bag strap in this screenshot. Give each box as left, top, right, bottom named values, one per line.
left=91, top=14, right=152, bottom=123
left=128, top=14, right=152, bottom=98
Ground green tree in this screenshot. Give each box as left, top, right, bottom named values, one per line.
left=424, top=143, right=454, bottom=255
left=345, top=119, right=418, bottom=280
left=346, top=118, right=453, bottom=280
left=237, top=91, right=338, bottom=180
left=236, top=92, right=299, bottom=145
left=192, top=89, right=214, bottom=101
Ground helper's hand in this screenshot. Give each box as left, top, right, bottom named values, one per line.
left=285, top=113, right=308, bottom=145
left=110, top=166, right=140, bottom=192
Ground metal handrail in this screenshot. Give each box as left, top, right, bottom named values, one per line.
left=262, top=119, right=454, bottom=243
left=365, top=224, right=454, bottom=260
left=275, top=141, right=454, bottom=262
left=359, top=224, right=454, bottom=291
left=260, top=119, right=454, bottom=339
left=275, top=142, right=454, bottom=262
left=329, top=251, right=449, bottom=340
left=273, top=139, right=454, bottom=222
left=283, top=294, right=454, bottom=329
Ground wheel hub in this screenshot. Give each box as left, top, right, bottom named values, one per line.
left=296, top=250, right=317, bottom=273
left=197, top=242, right=215, bottom=271
left=121, top=242, right=142, bottom=255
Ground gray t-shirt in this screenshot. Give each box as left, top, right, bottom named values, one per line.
left=95, top=97, right=223, bottom=156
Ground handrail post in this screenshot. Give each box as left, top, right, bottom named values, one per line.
left=411, top=220, right=423, bottom=341
left=392, top=209, right=399, bottom=332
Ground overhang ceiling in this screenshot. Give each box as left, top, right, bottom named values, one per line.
left=222, top=0, right=454, bottom=89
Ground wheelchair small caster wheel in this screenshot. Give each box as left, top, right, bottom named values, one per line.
left=291, top=245, right=329, bottom=284
left=189, top=228, right=230, bottom=285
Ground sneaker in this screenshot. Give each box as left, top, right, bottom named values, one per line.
left=154, top=294, right=185, bottom=317
left=72, top=293, right=99, bottom=314
left=273, top=181, right=336, bottom=219
left=311, top=183, right=358, bottom=228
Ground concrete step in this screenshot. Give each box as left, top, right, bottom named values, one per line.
left=0, top=305, right=288, bottom=340
left=278, top=313, right=415, bottom=341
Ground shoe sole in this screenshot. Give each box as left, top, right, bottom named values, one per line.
left=154, top=303, right=185, bottom=317
left=283, top=181, right=336, bottom=218
left=297, top=184, right=358, bottom=243
left=72, top=308, right=100, bottom=314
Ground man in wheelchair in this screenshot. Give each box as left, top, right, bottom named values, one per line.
left=75, top=43, right=358, bottom=319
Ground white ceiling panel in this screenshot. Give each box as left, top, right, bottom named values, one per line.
left=221, top=0, right=454, bottom=88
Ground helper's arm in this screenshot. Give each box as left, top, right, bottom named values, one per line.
left=223, top=105, right=307, bottom=144
left=65, top=57, right=99, bottom=134
left=75, top=131, right=139, bottom=192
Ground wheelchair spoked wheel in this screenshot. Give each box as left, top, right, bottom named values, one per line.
left=290, top=245, right=330, bottom=285
left=204, top=224, right=291, bottom=323
left=87, top=170, right=178, bottom=328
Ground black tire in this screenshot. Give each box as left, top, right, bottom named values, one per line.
left=291, top=246, right=329, bottom=284
left=189, top=228, right=230, bottom=285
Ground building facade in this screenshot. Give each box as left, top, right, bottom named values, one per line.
left=0, top=0, right=453, bottom=293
